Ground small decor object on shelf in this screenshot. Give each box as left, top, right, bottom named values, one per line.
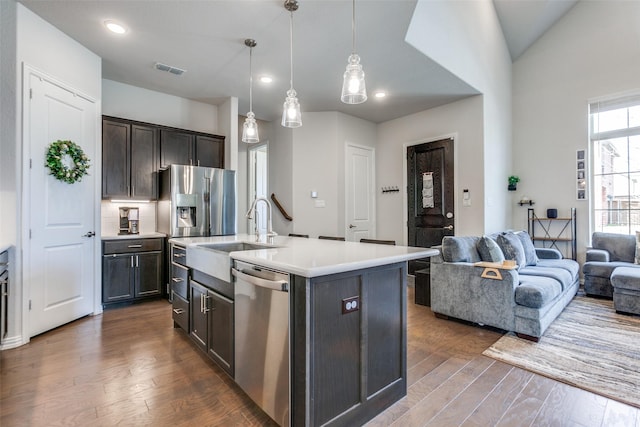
left=518, top=196, right=534, bottom=206
left=508, top=175, right=520, bottom=191
left=45, top=140, right=90, bottom=184
left=547, top=208, right=558, bottom=218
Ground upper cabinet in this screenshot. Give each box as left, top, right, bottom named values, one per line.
left=159, top=129, right=194, bottom=169
left=102, top=118, right=158, bottom=200
left=160, top=130, right=224, bottom=169
left=195, top=135, right=225, bottom=168
left=102, top=116, right=225, bottom=200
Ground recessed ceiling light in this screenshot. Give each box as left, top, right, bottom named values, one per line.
left=374, top=91, right=386, bottom=99
left=104, top=20, right=127, bottom=34
left=260, top=76, right=273, bottom=84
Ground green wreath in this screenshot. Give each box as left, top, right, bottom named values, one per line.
left=45, top=140, right=91, bottom=184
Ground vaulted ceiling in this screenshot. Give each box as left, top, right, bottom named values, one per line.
left=18, top=0, right=578, bottom=124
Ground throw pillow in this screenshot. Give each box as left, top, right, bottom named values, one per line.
left=497, top=232, right=526, bottom=269
left=477, top=236, right=505, bottom=263
left=516, top=231, right=538, bottom=266
left=635, top=231, right=640, bottom=264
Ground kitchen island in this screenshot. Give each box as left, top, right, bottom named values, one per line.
left=169, top=234, right=438, bottom=427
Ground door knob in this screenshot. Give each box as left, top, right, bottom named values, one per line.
left=82, top=231, right=96, bottom=238
left=349, top=224, right=356, bottom=229
left=443, top=225, right=454, bottom=231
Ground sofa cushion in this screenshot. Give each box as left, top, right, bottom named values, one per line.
left=592, top=232, right=636, bottom=263
left=442, top=236, right=481, bottom=263
left=519, top=266, right=573, bottom=291
left=516, top=231, right=538, bottom=266
left=583, top=261, right=639, bottom=279
left=497, top=232, right=526, bottom=269
left=477, top=236, right=505, bottom=262
left=537, top=259, right=580, bottom=281
left=515, top=276, right=563, bottom=309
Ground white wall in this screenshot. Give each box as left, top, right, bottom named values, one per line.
left=377, top=96, right=484, bottom=244
left=9, top=2, right=102, bottom=348
left=407, top=0, right=513, bottom=233
left=0, top=0, right=17, bottom=251
left=102, top=79, right=218, bottom=134
left=512, top=0, right=640, bottom=263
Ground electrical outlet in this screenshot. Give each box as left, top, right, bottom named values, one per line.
left=342, top=296, right=360, bottom=314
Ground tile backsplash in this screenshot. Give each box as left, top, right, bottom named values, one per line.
left=101, top=201, right=157, bottom=236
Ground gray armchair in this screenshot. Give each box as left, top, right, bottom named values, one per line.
left=582, top=232, right=638, bottom=297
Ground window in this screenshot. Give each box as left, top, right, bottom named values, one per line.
left=590, top=94, right=640, bottom=235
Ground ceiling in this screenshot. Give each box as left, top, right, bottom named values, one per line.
left=18, top=0, right=578, bottom=124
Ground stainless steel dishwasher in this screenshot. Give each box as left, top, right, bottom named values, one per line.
left=232, top=260, right=290, bottom=427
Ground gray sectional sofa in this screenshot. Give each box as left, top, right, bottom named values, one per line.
left=430, top=231, right=580, bottom=341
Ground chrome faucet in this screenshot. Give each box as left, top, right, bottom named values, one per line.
left=246, top=196, right=277, bottom=237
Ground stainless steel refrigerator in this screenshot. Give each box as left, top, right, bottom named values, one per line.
left=158, top=165, right=237, bottom=237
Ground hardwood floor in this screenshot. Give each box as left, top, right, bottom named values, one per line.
left=1, top=284, right=638, bottom=427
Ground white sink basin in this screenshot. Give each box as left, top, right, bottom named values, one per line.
left=186, top=241, right=277, bottom=282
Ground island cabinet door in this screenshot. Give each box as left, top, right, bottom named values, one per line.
left=189, top=281, right=208, bottom=353
left=291, top=262, right=407, bottom=427
left=207, top=290, right=234, bottom=376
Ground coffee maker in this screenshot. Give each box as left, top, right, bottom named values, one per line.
left=118, top=207, right=140, bottom=235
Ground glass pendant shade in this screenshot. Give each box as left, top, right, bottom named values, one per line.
left=281, top=89, right=302, bottom=128
left=341, top=53, right=367, bottom=104
left=242, top=111, right=260, bottom=143
left=242, top=39, right=259, bottom=143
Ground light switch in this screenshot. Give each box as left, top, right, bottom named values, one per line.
left=311, top=191, right=318, bottom=198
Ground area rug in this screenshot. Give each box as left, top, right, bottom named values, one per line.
left=482, top=295, right=640, bottom=408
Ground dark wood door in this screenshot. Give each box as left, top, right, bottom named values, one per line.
left=407, top=138, right=454, bottom=273
left=207, top=290, right=234, bottom=375
left=130, top=124, right=158, bottom=199
left=195, top=135, right=224, bottom=168
left=189, top=281, right=208, bottom=353
left=102, top=254, right=134, bottom=303
left=102, top=120, right=130, bottom=199
left=134, top=251, right=162, bottom=297
left=160, top=129, right=194, bottom=169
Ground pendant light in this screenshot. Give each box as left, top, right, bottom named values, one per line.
left=282, top=0, right=302, bottom=128
left=242, top=39, right=260, bottom=144
left=341, top=0, right=367, bottom=104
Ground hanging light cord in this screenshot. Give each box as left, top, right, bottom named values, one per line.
left=249, top=45, right=253, bottom=111
left=351, top=0, right=356, bottom=55
left=289, top=9, right=294, bottom=91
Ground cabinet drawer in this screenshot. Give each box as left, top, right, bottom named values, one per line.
left=171, top=263, right=189, bottom=299
left=172, top=292, right=189, bottom=331
left=171, top=244, right=187, bottom=266
left=0, top=250, right=8, bottom=266
left=103, top=238, right=163, bottom=254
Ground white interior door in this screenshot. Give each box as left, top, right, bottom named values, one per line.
left=346, top=144, right=375, bottom=242
left=26, top=70, right=97, bottom=337
left=248, top=144, right=268, bottom=235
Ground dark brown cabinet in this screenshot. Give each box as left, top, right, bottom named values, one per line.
left=160, top=130, right=225, bottom=169
left=160, top=129, right=194, bottom=169
left=188, top=272, right=234, bottom=376
left=195, top=135, right=224, bottom=168
left=102, top=238, right=164, bottom=306
left=102, top=118, right=158, bottom=200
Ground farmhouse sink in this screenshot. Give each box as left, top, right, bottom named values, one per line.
left=186, top=241, right=278, bottom=282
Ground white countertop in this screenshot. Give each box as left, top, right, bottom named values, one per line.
left=102, top=232, right=166, bottom=240
left=170, top=234, right=438, bottom=278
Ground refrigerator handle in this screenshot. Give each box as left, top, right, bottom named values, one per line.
left=204, top=177, right=211, bottom=235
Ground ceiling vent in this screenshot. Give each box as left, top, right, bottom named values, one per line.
left=154, top=62, right=186, bottom=76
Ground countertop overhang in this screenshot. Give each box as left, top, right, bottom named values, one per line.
left=171, top=234, right=438, bottom=278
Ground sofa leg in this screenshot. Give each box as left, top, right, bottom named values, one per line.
left=434, top=312, right=449, bottom=320
left=516, top=332, right=539, bottom=342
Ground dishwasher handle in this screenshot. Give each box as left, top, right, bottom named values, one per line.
left=232, top=268, right=289, bottom=292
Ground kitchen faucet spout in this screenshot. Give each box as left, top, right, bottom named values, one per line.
left=246, top=196, right=277, bottom=237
